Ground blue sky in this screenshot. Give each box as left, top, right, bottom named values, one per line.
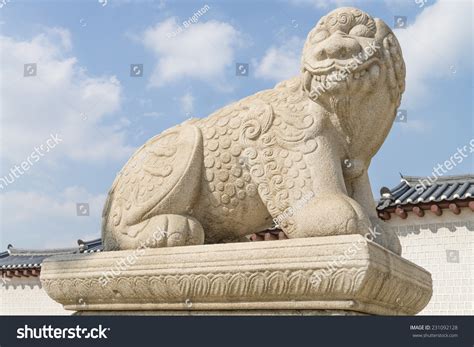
left=0, top=0, right=472, bottom=249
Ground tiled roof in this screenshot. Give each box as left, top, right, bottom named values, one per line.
left=0, top=238, right=102, bottom=274
left=377, top=174, right=474, bottom=210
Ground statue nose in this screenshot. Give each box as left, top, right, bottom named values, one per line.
left=313, top=31, right=362, bottom=60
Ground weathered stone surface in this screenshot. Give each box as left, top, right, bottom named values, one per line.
left=101, top=7, right=405, bottom=255
left=41, top=235, right=431, bottom=315
left=41, top=7, right=431, bottom=316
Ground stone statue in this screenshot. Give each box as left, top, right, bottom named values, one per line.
left=102, top=7, right=405, bottom=255
left=43, top=8, right=432, bottom=316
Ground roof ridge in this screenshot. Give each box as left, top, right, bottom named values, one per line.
left=8, top=247, right=81, bottom=256
left=377, top=173, right=474, bottom=211
left=4, top=237, right=102, bottom=255
left=402, top=174, right=474, bottom=183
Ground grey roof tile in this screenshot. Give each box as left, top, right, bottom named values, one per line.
left=377, top=174, right=474, bottom=210
left=0, top=238, right=102, bottom=270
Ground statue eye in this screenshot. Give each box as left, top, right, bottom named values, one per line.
left=349, top=24, right=372, bottom=37
left=313, top=30, right=329, bottom=43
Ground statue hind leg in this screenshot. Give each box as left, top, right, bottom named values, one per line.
left=103, top=214, right=205, bottom=250
left=102, top=124, right=206, bottom=251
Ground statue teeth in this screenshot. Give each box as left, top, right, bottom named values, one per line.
left=321, top=75, right=327, bottom=84
left=304, top=71, right=312, bottom=90
left=354, top=72, right=360, bottom=79
left=369, top=64, right=380, bottom=84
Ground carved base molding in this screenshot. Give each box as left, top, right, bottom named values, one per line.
left=41, top=235, right=432, bottom=315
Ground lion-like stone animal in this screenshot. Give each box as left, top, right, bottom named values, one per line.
left=102, top=7, right=405, bottom=254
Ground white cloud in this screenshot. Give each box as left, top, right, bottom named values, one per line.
left=0, top=28, right=133, bottom=165
left=394, top=0, right=472, bottom=107
left=44, top=27, right=72, bottom=51
left=143, top=111, right=163, bottom=118
left=288, top=0, right=410, bottom=9
left=288, top=0, right=329, bottom=8
left=398, top=119, right=431, bottom=133
left=141, top=18, right=241, bottom=89
left=255, top=36, right=304, bottom=82
left=137, top=98, right=152, bottom=108
left=0, top=187, right=105, bottom=249
left=288, top=0, right=358, bottom=8
left=178, top=92, right=194, bottom=115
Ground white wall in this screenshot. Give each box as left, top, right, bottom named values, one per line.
left=0, top=276, right=70, bottom=315
left=388, top=209, right=474, bottom=315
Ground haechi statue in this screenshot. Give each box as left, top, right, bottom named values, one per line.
left=102, top=7, right=405, bottom=255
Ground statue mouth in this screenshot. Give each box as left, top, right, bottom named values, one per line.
left=303, top=57, right=381, bottom=98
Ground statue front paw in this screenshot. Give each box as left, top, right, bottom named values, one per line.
left=290, top=193, right=370, bottom=238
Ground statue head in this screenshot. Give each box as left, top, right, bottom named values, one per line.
left=301, top=7, right=405, bottom=115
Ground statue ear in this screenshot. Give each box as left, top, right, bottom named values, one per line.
left=375, top=19, right=406, bottom=107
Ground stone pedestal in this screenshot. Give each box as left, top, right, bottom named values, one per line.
left=41, top=235, right=432, bottom=315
